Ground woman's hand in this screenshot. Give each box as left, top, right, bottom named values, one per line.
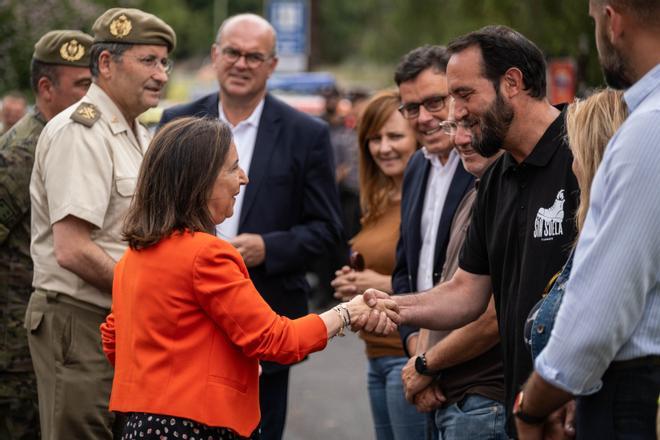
left=331, top=266, right=392, bottom=301
left=345, top=293, right=399, bottom=335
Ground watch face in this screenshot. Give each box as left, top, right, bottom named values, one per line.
left=415, top=355, right=425, bottom=374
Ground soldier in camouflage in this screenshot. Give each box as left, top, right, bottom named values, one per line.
left=0, top=30, right=92, bottom=439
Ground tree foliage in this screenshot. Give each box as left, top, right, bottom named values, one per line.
left=0, top=0, right=605, bottom=96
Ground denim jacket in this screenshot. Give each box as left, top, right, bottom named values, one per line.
left=524, top=250, right=575, bottom=360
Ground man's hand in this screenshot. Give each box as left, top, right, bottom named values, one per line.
left=543, top=401, right=576, bottom=440
left=350, top=289, right=399, bottom=334
left=401, top=356, right=433, bottom=402
left=230, top=233, right=265, bottom=267
left=515, top=418, right=544, bottom=440
left=515, top=401, right=576, bottom=440
left=413, top=385, right=446, bottom=413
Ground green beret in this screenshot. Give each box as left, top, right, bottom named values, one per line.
left=92, top=8, right=176, bottom=52
left=33, top=30, right=93, bottom=67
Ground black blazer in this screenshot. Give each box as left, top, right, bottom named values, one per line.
left=160, top=93, right=343, bottom=364
left=392, top=150, right=474, bottom=354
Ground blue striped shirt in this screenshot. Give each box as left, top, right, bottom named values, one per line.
left=535, top=64, right=660, bottom=395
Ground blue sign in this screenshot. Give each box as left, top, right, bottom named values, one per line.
left=267, top=0, right=309, bottom=71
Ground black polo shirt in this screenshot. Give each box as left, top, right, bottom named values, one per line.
left=459, top=107, right=579, bottom=434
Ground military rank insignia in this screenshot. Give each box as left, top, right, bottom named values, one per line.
left=70, top=102, right=101, bottom=127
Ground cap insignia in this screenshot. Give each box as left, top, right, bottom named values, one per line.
left=110, top=14, right=132, bottom=38
left=59, top=39, right=85, bottom=62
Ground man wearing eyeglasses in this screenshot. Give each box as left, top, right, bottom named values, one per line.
left=26, top=8, right=176, bottom=439
left=391, top=45, right=506, bottom=440
left=160, top=13, right=342, bottom=440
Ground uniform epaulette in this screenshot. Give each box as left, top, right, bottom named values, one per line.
left=70, top=102, right=101, bottom=128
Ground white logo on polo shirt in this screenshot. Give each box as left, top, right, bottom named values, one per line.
left=533, top=189, right=565, bottom=241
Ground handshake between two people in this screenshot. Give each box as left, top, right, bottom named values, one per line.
left=338, top=289, right=400, bottom=336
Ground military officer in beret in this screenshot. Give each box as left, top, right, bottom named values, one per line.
left=26, top=8, right=175, bottom=439
left=0, top=29, right=93, bottom=440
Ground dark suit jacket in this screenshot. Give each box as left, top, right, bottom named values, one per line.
left=392, top=150, right=474, bottom=355
left=160, top=93, right=342, bottom=370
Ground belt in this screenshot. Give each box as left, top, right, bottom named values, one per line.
left=609, top=355, right=660, bottom=372
left=36, top=288, right=109, bottom=316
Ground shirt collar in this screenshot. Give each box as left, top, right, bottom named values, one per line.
left=31, top=107, right=47, bottom=125
left=219, top=98, right=265, bottom=129
left=503, top=104, right=567, bottom=172
left=624, top=63, right=660, bottom=112
left=422, top=147, right=458, bottom=169
left=85, top=83, right=135, bottom=135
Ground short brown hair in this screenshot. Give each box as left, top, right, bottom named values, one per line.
left=592, top=0, right=660, bottom=27
left=447, top=25, right=547, bottom=99
left=123, top=117, right=233, bottom=249
left=358, top=90, right=418, bottom=226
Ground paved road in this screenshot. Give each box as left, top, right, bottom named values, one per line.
left=284, top=330, right=375, bottom=440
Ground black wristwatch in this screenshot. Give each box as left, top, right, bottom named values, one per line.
left=513, top=391, right=546, bottom=425
left=414, top=352, right=441, bottom=377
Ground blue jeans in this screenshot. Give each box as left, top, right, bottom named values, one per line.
left=434, top=394, right=507, bottom=440
left=367, top=356, right=426, bottom=440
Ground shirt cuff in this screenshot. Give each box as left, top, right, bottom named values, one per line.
left=534, top=352, right=603, bottom=396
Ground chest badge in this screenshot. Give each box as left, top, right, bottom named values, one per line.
left=533, top=189, right=565, bottom=240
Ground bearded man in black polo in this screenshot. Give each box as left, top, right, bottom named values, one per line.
left=359, top=25, right=579, bottom=439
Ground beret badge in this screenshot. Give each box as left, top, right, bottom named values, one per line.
left=110, top=14, right=132, bottom=38
left=59, top=39, right=85, bottom=62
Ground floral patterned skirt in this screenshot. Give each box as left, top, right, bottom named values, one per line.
left=120, top=412, right=260, bottom=440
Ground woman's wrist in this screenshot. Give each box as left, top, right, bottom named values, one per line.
left=319, top=303, right=352, bottom=339
left=332, top=303, right=350, bottom=337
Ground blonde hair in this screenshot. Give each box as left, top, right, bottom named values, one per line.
left=357, top=90, right=418, bottom=226
left=566, top=89, right=627, bottom=232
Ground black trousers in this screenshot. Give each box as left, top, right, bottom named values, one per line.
left=576, top=358, right=659, bottom=440
left=259, top=368, right=290, bottom=440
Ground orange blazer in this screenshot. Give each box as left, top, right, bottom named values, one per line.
left=101, top=231, right=327, bottom=437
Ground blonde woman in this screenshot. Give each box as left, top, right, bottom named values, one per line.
left=525, top=89, right=628, bottom=359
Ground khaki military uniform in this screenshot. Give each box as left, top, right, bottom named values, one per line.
left=0, top=109, right=46, bottom=440
left=26, top=83, right=150, bottom=439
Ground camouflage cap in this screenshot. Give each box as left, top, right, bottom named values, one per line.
left=33, top=30, right=93, bottom=67
left=92, top=8, right=176, bottom=52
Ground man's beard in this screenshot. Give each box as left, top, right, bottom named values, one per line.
left=598, top=26, right=633, bottom=89
left=470, top=90, right=514, bottom=158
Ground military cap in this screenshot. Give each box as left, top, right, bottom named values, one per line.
left=92, top=8, right=176, bottom=52
left=33, top=30, right=93, bottom=67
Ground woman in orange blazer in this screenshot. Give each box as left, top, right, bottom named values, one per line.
left=100, top=117, right=399, bottom=440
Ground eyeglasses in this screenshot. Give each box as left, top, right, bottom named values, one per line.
left=128, top=55, right=173, bottom=74
left=437, top=119, right=472, bottom=136
left=220, top=47, right=273, bottom=69
left=398, top=94, right=448, bottom=119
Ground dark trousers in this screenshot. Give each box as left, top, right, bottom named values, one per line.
left=576, top=358, right=659, bottom=440
left=259, top=368, right=290, bottom=440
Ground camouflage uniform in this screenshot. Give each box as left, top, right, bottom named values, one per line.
left=0, top=109, right=45, bottom=440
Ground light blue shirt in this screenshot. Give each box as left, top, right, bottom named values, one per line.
left=535, top=64, right=660, bottom=395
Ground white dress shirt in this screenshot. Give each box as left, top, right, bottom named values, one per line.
left=215, top=99, right=265, bottom=239
left=416, top=148, right=459, bottom=292
left=535, top=64, right=660, bottom=395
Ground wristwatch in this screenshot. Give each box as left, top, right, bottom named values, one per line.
left=513, top=391, right=546, bottom=425
left=414, top=352, right=441, bottom=377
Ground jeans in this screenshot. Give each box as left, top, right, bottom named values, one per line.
left=367, top=356, right=426, bottom=440
left=434, top=394, right=507, bottom=440
left=576, top=362, right=659, bottom=440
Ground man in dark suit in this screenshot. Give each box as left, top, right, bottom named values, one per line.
left=160, top=13, right=342, bottom=440
left=392, top=45, right=474, bottom=360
